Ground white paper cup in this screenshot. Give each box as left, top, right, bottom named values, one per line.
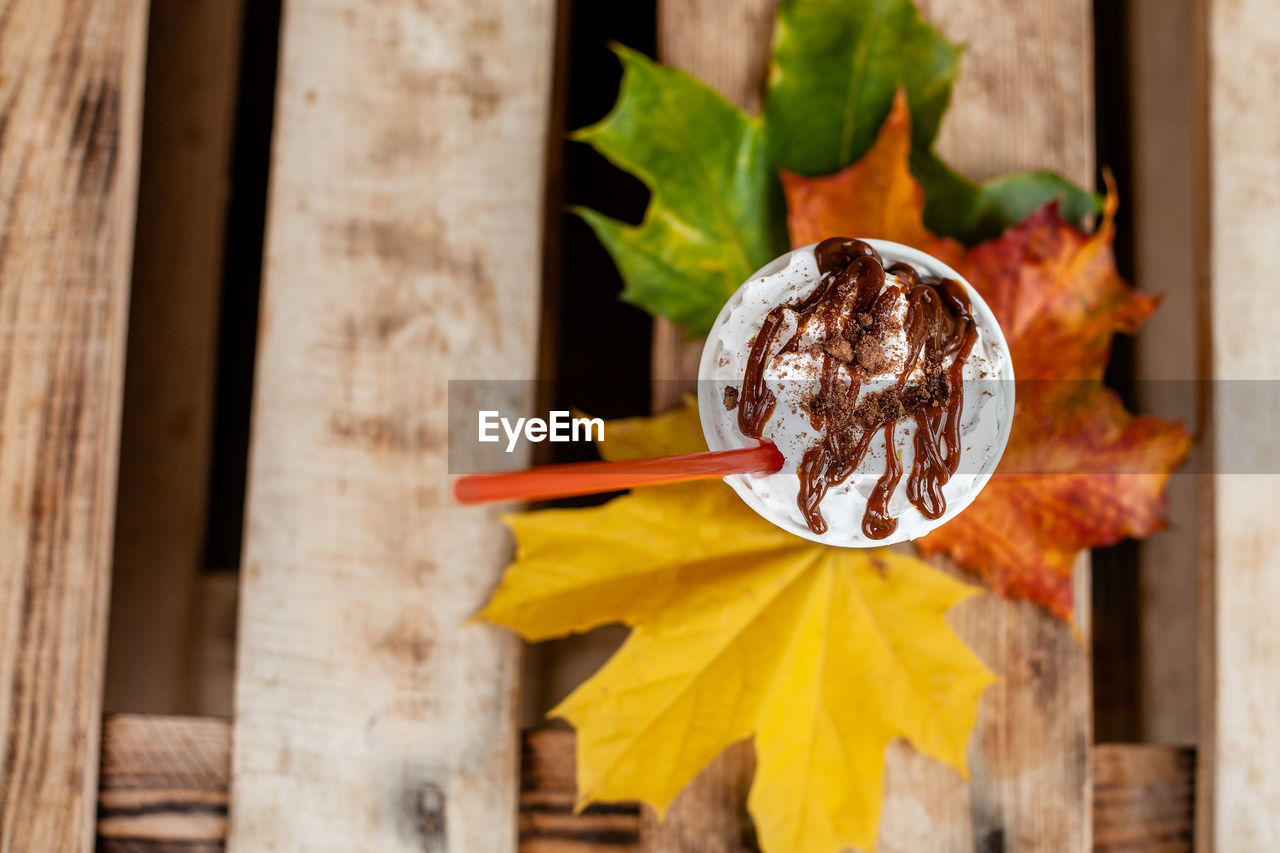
left=698, top=240, right=1015, bottom=547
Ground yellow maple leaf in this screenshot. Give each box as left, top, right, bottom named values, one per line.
left=481, top=401, right=996, bottom=853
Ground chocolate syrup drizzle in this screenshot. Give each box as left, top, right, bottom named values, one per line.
left=736, top=238, right=977, bottom=540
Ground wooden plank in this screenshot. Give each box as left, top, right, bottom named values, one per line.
left=97, top=714, right=229, bottom=852
left=96, top=718, right=1193, bottom=853
left=647, top=0, right=1095, bottom=849
left=227, top=0, right=556, bottom=850
left=104, top=0, right=245, bottom=715
left=1093, top=744, right=1194, bottom=853
left=1126, top=0, right=1200, bottom=746
left=520, top=727, right=640, bottom=853
left=1201, top=0, right=1280, bottom=846
left=639, top=743, right=756, bottom=853
left=890, top=2, right=1094, bottom=849
left=0, top=0, right=149, bottom=850
left=876, top=558, right=1093, bottom=852
left=920, top=1, right=1093, bottom=184
left=643, top=2, right=779, bottom=848
left=522, top=0, right=782, bottom=788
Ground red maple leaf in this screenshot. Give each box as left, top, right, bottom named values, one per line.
left=781, top=91, right=1192, bottom=620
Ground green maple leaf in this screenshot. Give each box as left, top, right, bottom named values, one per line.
left=764, top=0, right=1099, bottom=242
left=574, top=45, right=788, bottom=338
left=575, top=0, right=1101, bottom=336
left=763, top=0, right=960, bottom=174
left=908, top=155, right=1101, bottom=245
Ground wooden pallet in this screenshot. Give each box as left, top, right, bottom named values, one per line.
left=95, top=714, right=1194, bottom=852
left=2, top=0, right=1276, bottom=849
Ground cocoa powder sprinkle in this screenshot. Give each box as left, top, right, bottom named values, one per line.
left=823, top=337, right=854, bottom=364
left=723, top=386, right=739, bottom=411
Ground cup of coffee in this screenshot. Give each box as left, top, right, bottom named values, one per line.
left=699, top=238, right=1015, bottom=547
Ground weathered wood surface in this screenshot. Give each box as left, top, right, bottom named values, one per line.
left=643, top=2, right=779, bottom=848
left=647, top=0, right=1095, bottom=849
left=885, top=0, right=1096, bottom=847
left=1202, top=0, right=1280, bottom=847
left=645, top=2, right=779, bottom=849
left=524, top=1, right=788, bottom=829
left=95, top=718, right=1193, bottom=853
left=0, top=0, right=149, bottom=850
left=640, top=741, right=757, bottom=853
left=104, top=0, right=245, bottom=716
left=1092, top=744, right=1194, bottom=853
left=918, top=1, right=1093, bottom=186
left=520, top=727, right=641, bottom=853
left=1127, top=0, right=1199, bottom=746
left=98, top=714, right=229, bottom=853
left=228, top=0, right=556, bottom=850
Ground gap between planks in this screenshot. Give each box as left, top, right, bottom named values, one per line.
left=104, top=0, right=247, bottom=718
left=96, top=715, right=1192, bottom=853
left=1127, top=0, right=1201, bottom=747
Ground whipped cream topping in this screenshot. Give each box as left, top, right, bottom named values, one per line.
left=699, top=240, right=1014, bottom=547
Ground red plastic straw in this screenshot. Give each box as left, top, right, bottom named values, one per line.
left=453, top=442, right=784, bottom=505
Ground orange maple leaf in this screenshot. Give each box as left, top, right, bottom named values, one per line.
left=781, top=91, right=1192, bottom=620
left=783, top=94, right=967, bottom=274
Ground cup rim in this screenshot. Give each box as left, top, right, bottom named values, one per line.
left=697, top=239, right=1016, bottom=548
